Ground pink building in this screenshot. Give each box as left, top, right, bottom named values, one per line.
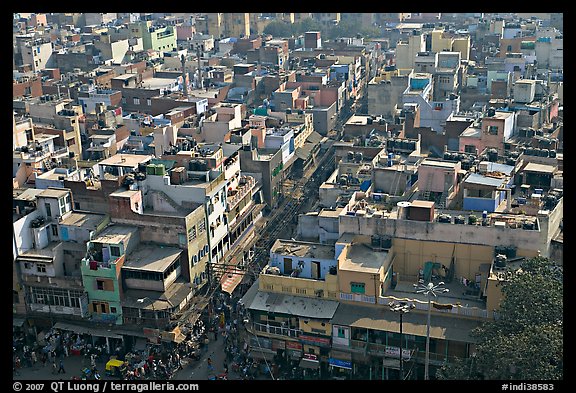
left=459, top=110, right=515, bottom=155
left=417, top=158, right=461, bottom=208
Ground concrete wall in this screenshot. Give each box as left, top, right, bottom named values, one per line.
left=337, top=213, right=552, bottom=258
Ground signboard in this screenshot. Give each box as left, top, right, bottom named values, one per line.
left=303, top=353, right=318, bottom=361
left=385, top=346, right=412, bottom=360
left=329, top=358, right=352, bottom=370
left=250, top=336, right=272, bottom=349
left=299, top=334, right=331, bottom=347
left=271, top=339, right=286, bottom=351
left=285, top=341, right=302, bottom=350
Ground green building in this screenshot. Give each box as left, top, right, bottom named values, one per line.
left=80, top=225, right=140, bottom=325
left=130, top=21, right=176, bottom=53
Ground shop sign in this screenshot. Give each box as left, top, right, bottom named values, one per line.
left=286, top=341, right=302, bottom=350
left=385, top=346, right=411, bottom=360
left=329, top=358, right=352, bottom=370
left=303, top=353, right=318, bottom=361
left=299, top=334, right=331, bottom=347
left=271, top=339, right=286, bottom=350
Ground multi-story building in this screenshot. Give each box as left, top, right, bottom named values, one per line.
left=129, top=20, right=177, bottom=53
left=395, top=32, right=426, bottom=70
left=15, top=35, right=54, bottom=72
left=80, top=225, right=139, bottom=325
left=402, top=71, right=460, bottom=132
left=13, top=188, right=109, bottom=329
left=458, top=108, right=515, bottom=156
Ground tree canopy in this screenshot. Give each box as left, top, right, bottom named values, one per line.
left=437, top=256, right=563, bottom=380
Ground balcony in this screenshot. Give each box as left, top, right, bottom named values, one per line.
left=29, top=303, right=84, bottom=316
left=226, top=175, right=256, bottom=209
left=339, top=292, right=376, bottom=304
left=251, top=322, right=302, bottom=339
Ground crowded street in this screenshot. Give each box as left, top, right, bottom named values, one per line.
left=13, top=289, right=272, bottom=381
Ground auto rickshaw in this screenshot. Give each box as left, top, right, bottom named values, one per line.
left=105, top=358, right=125, bottom=377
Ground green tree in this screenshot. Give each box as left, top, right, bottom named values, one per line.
left=263, top=20, right=294, bottom=38
left=437, top=256, right=563, bottom=380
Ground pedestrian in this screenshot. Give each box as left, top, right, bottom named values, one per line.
left=207, top=357, right=213, bottom=372
left=223, top=360, right=228, bottom=375
left=57, top=359, right=66, bottom=374
left=52, top=361, right=57, bottom=375
left=31, top=350, right=37, bottom=366
left=41, top=352, right=47, bottom=367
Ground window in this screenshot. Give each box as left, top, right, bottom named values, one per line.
left=198, top=220, right=206, bottom=233
left=37, top=264, right=46, bottom=273
left=188, top=226, right=197, bottom=241
left=110, top=307, right=117, bottom=313
left=488, top=125, right=499, bottom=135
left=96, top=280, right=105, bottom=290
left=133, top=97, right=140, bottom=105
left=51, top=224, right=58, bottom=237
left=59, top=197, right=65, bottom=207
left=337, top=327, right=346, bottom=338
left=464, top=145, right=477, bottom=154
left=147, top=98, right=151, bottom=106
left=350, top=282, right=365, bottom=294
left=110, top=245, right=121, bottom=257
left=24, top=262, right=31, bottom=269
left=45, top=203, right=52, bottom=217
left=178, top=233, right=186, bottom=245
left=100, top=303, right=106, bottom=313
left=65, top=195, right=71, bottom=204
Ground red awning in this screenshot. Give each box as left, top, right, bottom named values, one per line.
left=221, top=272, right=243, bottom=294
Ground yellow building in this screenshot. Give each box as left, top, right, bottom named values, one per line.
left=241, top=228, right=530, bottom=378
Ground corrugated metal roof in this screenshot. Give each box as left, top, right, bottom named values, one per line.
left=331, top=302, right=481, bottom=343
left=306, top=131, right=323, bottom=144
left=295, top=143, right=314, bottom=161
left=464, top=173, right=506, bottom=187
left=479, top=161, right=515, bottom=176
left=243, top=290, right=340, bottom=320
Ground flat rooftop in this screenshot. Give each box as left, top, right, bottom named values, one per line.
left=99, top=154, right=152, bottom=167
left=123, top=245, right=182, bottom=272
left=59, top=211, right=107, bottom=228
left=337, top=235, right=388, bottom=273
left=460, top=126, right=482, bottom=138
left=523, top=162, right=556, bottom=174
left=92, top=225, right=138, bottom=244
left=14, top=188, right=44, bottom=202
left=38, top=188, right=69, bottom=199
left=421, top=158, right=458, bottom=168
left=36, top=169, right=76, bottom=181
left=271, top=239, right=334, bottom=260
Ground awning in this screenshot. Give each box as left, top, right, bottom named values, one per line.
left=53, top=322, right=123, bottom=339
left=134, top=338, right=147, bottom=351
left=295, top=143, right=314, bottom=161
left=13, top=318, right=25, bottom=327
left=331, top=302, right=481, bottom=343
left=299, top=358, right=320, bottom=369
left=174, top=333, right=186, bottom=344
left=221, top=272, right=243, bottom=294
left=250, top=348, right=275, bottom=361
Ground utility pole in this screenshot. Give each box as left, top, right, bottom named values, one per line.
left=196, top=44, right=203, bottom=90
left=181, top=54, right=188, bottom=98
